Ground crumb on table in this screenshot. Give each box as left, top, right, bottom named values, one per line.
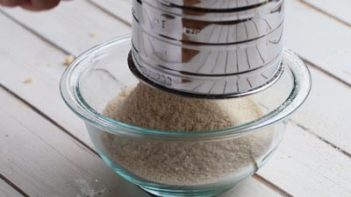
left=63, top=55, right=75, bottom=66
left=89, top=32, right=98, bottom=38
left=23, top=78, right=33, bottom=84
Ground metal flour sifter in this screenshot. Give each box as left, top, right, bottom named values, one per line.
left=128, top=0, right=286, bottom=98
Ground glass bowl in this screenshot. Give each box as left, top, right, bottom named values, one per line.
left=60, top=35, right=311, bottom=197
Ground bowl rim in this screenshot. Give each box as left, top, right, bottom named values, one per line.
left=59, top=35, right=311, bottom=139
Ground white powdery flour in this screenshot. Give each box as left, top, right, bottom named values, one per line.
left=101, top=83, right=273, bottom=185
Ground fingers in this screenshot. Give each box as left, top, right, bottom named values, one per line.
left=0, top=0, right=60, bottom=10
left=21, top=0, right=60, bottom=11
left=0, top=0, right=27, bottom=7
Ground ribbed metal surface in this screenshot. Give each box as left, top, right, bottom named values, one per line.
left=129, top=0, right=285, bottom=97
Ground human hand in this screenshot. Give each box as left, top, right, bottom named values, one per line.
left=0, top=0, right=61, bottom=11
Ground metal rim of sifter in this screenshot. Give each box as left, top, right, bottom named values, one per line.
left=128, top=51, right=285, bottom=99
left=142, top=0, right=280, bottom=15
left=156, top=0, right=271, bottom=10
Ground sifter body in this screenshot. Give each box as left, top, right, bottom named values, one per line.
left=129, top=0, right=285, bottom=98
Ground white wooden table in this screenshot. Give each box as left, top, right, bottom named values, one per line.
left=1, top=0, right=350, bottom=196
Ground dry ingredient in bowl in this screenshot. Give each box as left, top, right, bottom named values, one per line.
left=101, top=83, right=274, bottom=185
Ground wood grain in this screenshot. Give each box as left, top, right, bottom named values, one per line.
left=0, top=13, right=91, bottom=146
left=300, top=0, right=351, bottom=26
left=87, top=0, right=132, bottom=25
left=0, top=179, right=23, bottom=197
left=285, top=0, right=351, bottom=85
left=0, top=0, right=130, bottom=55
left=291, top=66, right=351, bottom=154
left=259, top=122, right=351, bottom=197
left=220, top=178, right=282, bottom=197
left=0, top=87, right=149, bottom=197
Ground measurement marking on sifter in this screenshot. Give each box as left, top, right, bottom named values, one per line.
left=246, top=49, right=252, bottom=70
left=263, top=18, right=273, bottom=31
left=223, top=80, right=228, bottom=94
left=261, top=73, right=268, bottom=79
left=244, top=21, right=249, bottom=40
left=208, top=81, right=217, bottom=94
left=269, top=29, right=283, bottom=44
left=195, top=25, right=218, bottom=73
left=236, top=50, right=240, bottom=73
left=236, top=79, right=240, bottom=93
left=224, top=28, right=230, bottom=74
left=195, top=51, right=212, bottom=73
left=192, top=82, right=203, bottom=92
left=210, top=25, right=225, bottom=74
left=247, top=78, right=253, bottom=89
left=256, top=45, right=266, bottom=63
left=252, top=20, right=260, bottom=35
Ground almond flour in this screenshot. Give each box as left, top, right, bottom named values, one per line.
left=101, top=83, right=274, bottom=185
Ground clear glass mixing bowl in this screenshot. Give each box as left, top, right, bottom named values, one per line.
left=60, top=35, right=311, bottom=197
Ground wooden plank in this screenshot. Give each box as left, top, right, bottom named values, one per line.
left=87, top=0, right=132, bottom=25
left=0, top=179, right=23, bottom=197
left=220, top=178, right=282, bottom=197
left=0, top=13, right=91, bottom=146
left=301, top=0, right=351, bottom=25
left=88, top=0, right=132, bottom=25
left=88, top=0, right=351, bottom=86
left=285, top=0, right=351, bottom=85
left=0, top=87, right=149, bottom=197
left=0, top=0, right=130, bottom=55
left=255, top=65, right=351, bottom=196
left=291, top=66, right=351, bottom=154
left=258, top=122, right=351, bottom=197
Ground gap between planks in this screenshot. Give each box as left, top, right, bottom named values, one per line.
left=292, top=120, right=351, bottom=159
left=298, top=0, right=351, bottom=28
left=0, top=84, right=96, bottom=155
left=85, top=0, right=131, bottom=27
left=0, top=173, right=29, bottom=197
left=0, top=10, right=71, bottom=55
left=300, top=56, right=351, bottom=89
left=253, top=174, right=293, bottom=197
